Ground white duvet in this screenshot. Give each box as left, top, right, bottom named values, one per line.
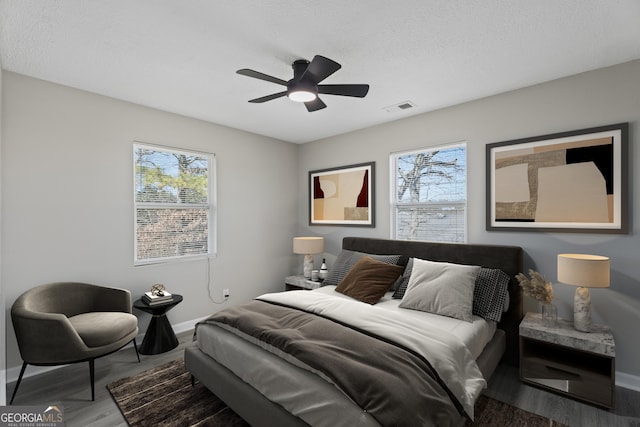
left=314, top=285, right=497, bottom=359
left=258, top=287, right=488, bottom=419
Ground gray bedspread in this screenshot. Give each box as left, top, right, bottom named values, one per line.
left=199, top=299, right=468, bottom=427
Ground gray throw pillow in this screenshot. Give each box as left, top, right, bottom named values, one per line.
left=323, top=250, right=402, bottom=286
left=399, top=258, right=480, bottom=322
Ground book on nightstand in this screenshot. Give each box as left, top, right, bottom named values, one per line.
left=143, top=291, right=173, bottom=305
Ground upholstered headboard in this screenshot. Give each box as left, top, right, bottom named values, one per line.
left=342, top=237, right=524, bottom=366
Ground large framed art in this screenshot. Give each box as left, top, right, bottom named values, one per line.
left=486, top=123, right=628, bottom=233
left=309, top=162, right=375, bottom=227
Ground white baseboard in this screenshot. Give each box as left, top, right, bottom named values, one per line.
left=5, top=316, right=208, bottom=384
left=173, top=315, right=208, bottom=336
left=616, top=371, right=640, bottom=392
left=6, top=363, right=59, bottom=385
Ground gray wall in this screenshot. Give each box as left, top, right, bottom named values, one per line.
left=0, top=63, right=6, bottom=405
left=297, top=60, right=640, bottom=385
left=1, top=72, right=299, bottom=374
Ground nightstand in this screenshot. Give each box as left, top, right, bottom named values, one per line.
left=133, top=294, right=183, bottom=355
left=285, top=275, right=322, bottom=291
left=519, top=312, right=615, bottom=408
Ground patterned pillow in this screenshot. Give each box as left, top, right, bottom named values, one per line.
left=392, top=258, right=414, bottom=299
left=472, top=268, right=511, bottom=322
left=323, top=250, right=403, bottom=286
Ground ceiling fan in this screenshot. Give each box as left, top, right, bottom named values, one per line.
left=236, top=55, right=369, bottom=112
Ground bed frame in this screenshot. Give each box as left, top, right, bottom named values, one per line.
left=185, top=237, right=523, bottom=427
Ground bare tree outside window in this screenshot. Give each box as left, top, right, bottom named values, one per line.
left=391, top=144, right=466, bottom=242
left=134, top=144, right=215, bottom=264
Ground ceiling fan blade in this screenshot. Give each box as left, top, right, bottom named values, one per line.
left=318, top=84, right=370, bottom=98
left=248, top=91, right=287, bottom=103
left=305, top=97, right=327, bottom=112
left=300, top=55, right=341, bottom=84
left=237, top=69, right=288, bottom=86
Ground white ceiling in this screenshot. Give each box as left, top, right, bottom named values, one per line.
left=1, top=1, right=640, bottom=144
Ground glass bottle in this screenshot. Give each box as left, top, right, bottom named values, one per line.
left=319, top=258, right=328, bottom=280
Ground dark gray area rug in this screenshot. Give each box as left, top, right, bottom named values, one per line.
left=107, top=359, right=248, bottom=426
left=108, top=359, right=566, bottom=427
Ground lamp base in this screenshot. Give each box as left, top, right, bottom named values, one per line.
left=303, top=254, right=314, bottom=279
left=573, top=286, right=592, bottom=332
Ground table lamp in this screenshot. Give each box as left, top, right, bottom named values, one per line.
left=557, top=253, right=610, bottom=332
left=293, top=237, right=324, bottom=278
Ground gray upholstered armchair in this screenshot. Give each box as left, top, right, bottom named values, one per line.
left=10, top=282, right=140, bottom=404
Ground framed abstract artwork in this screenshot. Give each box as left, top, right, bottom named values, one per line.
left=486, top=123, right=628, bottom=233
left=309, top=162, right=375, bottom=226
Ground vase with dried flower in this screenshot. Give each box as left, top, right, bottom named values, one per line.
left=516, top=269, right=557, bottom=324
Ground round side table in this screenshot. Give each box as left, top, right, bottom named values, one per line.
left=133, top=294, right=183, bottom=355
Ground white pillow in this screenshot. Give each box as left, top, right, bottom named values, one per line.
left=399, top=258, right=480, bottom=322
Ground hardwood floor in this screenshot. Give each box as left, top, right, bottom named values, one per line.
left=6, top=330, right=640, bottom=427
left=6, top=331, right=195, bottom=427
left=485, top=364, right=640, bottom=427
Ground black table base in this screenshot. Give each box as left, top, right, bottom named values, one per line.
left=140, top=313, right=179, bottom=354
left=133, top=294, right=183, bottom=355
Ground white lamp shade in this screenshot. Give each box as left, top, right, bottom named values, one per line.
left=557, top=254, right=610, bottom=288
left=293, top=237, right=324, bottom=255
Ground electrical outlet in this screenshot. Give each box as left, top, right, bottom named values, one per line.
left=223, top=288, right=230, bottom=300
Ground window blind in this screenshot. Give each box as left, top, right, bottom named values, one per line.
left=134, top=143, right=215, bottom=264
left=391, top=143, right=467, bottom=243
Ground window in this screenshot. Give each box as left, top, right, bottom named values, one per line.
left=134, top=143, right=216, bottom=264
left=390, top=143, right=467, bottom=243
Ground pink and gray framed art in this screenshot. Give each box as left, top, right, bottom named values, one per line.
left=486, top=123, right=628, bottom=233
left=309, top=162, right=375, bottom=226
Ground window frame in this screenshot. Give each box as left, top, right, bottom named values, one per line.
left=390, top=142, right=468, bottom=243
left=133, top=142, right=217, bottom=265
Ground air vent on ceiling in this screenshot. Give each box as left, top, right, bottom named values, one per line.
left=384, top=101, right=416, bottom=113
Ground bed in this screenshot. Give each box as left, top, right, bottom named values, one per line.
left=185, top=237, right=523, bottom=426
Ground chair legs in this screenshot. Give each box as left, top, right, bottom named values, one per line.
left=132, top=338, right=141, bottom=362
left=9, top=362, right=28, bottom=405
left=88, top=359, right=96, bottom=401
left=12, top=340, right=140, bottom=404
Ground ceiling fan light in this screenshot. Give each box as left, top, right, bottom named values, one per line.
left=288, top=90, right=317, bottom=102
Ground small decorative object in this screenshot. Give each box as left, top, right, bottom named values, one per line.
left=293, top=236, right=325, bottom=279
left=151, top=283, right=166, bottom=296
left=516, top=269, right=556, bottom=324
left=540, top=303, right=558, bottom=325
left=311, top=270, right=319, bottom=282
left=557, top=253, right=610, bottom=332
left=143, top=284, right=172, bottom=306
left=319, top=258, right=328, bottom=280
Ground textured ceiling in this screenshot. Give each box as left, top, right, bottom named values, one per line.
left=1, top=1, right=640, bottom=143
